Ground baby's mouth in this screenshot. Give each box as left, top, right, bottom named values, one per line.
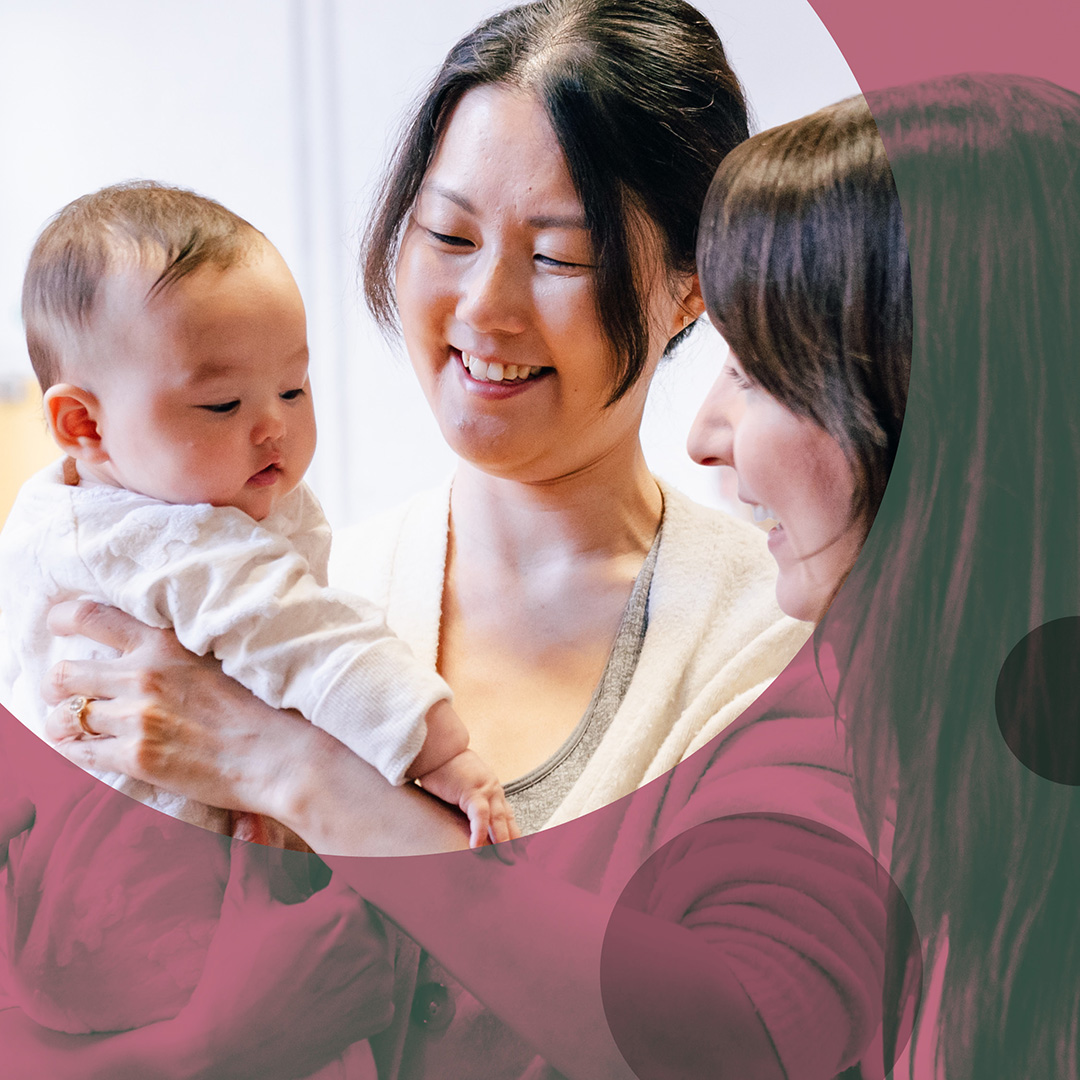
left=248, top=463, right=282, bottom=486
left=459, top=350, right=548, bottom=384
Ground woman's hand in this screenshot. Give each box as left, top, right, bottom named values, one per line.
left=41, top=599, right=472, bottom=856
left=170, top=841, right=394, bottom=1080
left=41, top=600, right=318, bottom=822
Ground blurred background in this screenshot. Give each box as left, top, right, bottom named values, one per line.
left=0, top=0, right=859, bottom=530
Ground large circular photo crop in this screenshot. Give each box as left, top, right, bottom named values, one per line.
left=1, top=0, right=1078, bottom=1077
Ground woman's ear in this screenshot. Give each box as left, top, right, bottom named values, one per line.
left=668, top=273, right=706, bottom=338
left=43, top=384, right=109, bottom=464
left=680, top=273, right=706, bottom=323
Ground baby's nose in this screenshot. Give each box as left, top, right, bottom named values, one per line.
left=252, top=404, right=287, bottom=444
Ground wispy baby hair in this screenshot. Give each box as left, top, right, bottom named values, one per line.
left=23, top=181, right=261, bottom=390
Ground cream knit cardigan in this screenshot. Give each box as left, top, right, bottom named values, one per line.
left=330, top=478, right=812, bottom=827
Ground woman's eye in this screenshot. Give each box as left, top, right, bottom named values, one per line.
left=534, top=253, right=578, bottom=269
left=199, top=400, right=241, bottom=414
left=427, top=229, right=473, bottom=249
left=280, top=387, right=306, bottom=401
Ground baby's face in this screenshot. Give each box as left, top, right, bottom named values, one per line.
left=89, top=240, right=316, bottom=521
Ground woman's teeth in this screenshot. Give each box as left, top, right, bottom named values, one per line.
left=462, top=352, right=544, bottom=383
left=752, top=505, right=779, bottom=523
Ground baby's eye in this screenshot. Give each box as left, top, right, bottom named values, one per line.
left=280, top=387, right=306, bottom=401
left=199, top=400, right=241, bottom=414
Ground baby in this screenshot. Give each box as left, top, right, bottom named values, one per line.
left=0, top=181, right=515, bottom=1035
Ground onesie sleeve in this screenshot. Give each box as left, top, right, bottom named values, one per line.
left=72, top=493, right=450, bottom=785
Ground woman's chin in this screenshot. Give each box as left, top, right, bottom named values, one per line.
left=439, top=423, right=525, bottom=475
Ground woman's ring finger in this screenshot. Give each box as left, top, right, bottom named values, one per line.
left=67, top=695, right=100, bottom=737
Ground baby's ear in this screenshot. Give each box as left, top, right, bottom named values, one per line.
left=43, top=384, right=108, bottom=463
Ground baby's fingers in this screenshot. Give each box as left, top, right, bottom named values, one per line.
left=465, top=799, right=492, bottom=849
left=488, top=798, right=519, bottom=846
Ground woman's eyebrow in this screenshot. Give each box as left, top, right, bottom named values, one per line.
left=527, top=214, right=588, bottom=230
left=419, top=183, right=586, bottom=229
left=421, top=183, right=474, bottom=212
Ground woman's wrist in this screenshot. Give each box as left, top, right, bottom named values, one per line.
left=267, top=721, right=347, bottom=839
left=279, top=725, right=471, bottom=857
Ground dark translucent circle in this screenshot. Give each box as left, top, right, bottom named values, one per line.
left=996, top=616, right=1080, bottom=785
left=599, top=814, right=922, bottom=1080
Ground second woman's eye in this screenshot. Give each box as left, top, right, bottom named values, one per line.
left=199, top=400, right=241, bottom=414
left=725, top=363, right=753, bottom=391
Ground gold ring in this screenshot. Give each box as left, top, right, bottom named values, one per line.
left=68, top=695, right=100, bottom=737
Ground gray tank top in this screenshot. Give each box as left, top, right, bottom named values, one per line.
left=503, top=526, right=661, bottom=834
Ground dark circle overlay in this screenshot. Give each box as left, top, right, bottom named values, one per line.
left=600, top=814, right=922, bottom=1080
left=996, top=617, right=1080, bottom=786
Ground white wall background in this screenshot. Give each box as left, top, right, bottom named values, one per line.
left=0, top=0, right=859, bottom=528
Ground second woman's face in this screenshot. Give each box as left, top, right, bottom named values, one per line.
left=395, top=85, right=691, bottom=482
left=687, top=351, right=867, bottom=623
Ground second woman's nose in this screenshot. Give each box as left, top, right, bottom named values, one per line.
left=687, top=372, right=736, bottom=467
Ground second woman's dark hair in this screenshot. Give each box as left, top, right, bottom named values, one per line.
left=363, top=0, right=748, bottom=404
left=697, top=96, right=911, bottom=522
left=834, top=74, right=1080, bottom=1080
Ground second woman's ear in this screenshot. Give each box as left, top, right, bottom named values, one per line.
left=43, top=384, right=109, bottom=464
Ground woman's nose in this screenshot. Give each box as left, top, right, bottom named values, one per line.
left=687, top=372, right=735, bottom=467
left=456, top=250, right=528, bottom=335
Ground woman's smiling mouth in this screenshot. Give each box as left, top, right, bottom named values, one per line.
left=458, top=350, right=548, bottom=384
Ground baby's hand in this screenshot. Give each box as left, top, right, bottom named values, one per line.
left=417, top=749, right=520, bottom=848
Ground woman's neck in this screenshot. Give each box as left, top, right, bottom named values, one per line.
left=440, top=438, right=663, bottom=780
left=449, top=441, right=662, bottom=574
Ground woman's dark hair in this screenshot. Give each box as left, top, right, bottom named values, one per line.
left=363, top=0, right=748, bottom=404
left=830, top=74, right=1080, bottom=1079
left=697, top=96, right=911, bottom=523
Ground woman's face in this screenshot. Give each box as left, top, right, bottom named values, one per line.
left=395, top=85, right=697, bottom=483
left=687, top=351, right=867, bottom=622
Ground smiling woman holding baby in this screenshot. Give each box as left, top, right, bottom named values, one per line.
left=0, top=1, right=896, bottom=1078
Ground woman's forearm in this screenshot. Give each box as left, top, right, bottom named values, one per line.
left=275, top=725, right=471, bottom=856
